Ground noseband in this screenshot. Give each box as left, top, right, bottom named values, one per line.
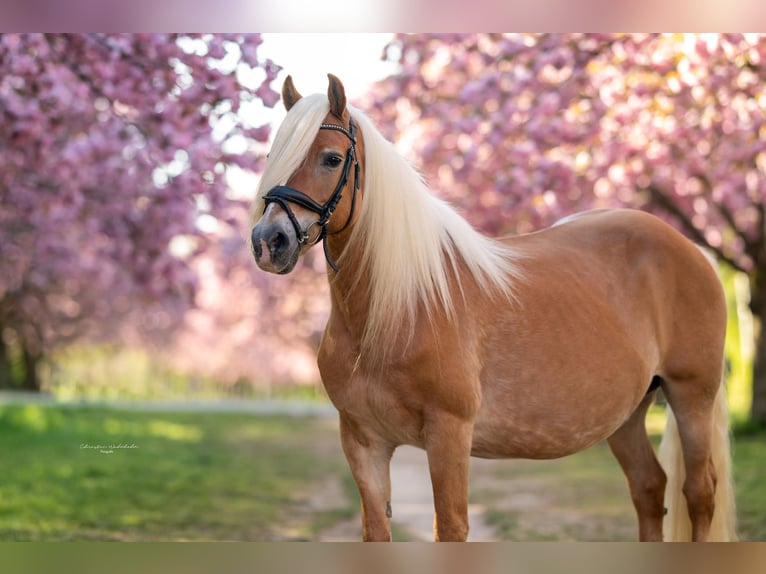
left=262, top=117, right=360, bottom=272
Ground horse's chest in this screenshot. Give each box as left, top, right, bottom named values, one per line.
left=326, top=371, right=425, bottom=447
left=318, top=327, right=427, bottom=446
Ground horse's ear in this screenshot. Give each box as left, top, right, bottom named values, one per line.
left=327, top=74, right=347, bottom=119
left=282, top=75, right=302, bottom=111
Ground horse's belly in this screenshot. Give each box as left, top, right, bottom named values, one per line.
left=470, top=418, right=617, bottom=460
left=470, top=416, right=614, bottom=460
left=470, top=380, right=640, bottom=460
left=473, top=310, right=654, bottom=459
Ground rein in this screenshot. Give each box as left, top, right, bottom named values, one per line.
left=262, top=117, right=360, bottom=272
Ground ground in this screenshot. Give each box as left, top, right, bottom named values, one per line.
left=316, top=441, right=638, bottom=542
left=3, top=395, right=761, bottom=542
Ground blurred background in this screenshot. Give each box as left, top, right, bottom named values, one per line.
left=2, top=33, right=764, bottom=420
left=1, top=34, right=766, bottom=541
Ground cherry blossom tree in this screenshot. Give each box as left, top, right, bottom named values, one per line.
left=366, top=33, right=766, bottom=422
left=0, top=33, right=280, bottom=390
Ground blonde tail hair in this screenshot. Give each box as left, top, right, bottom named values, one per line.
left=658, top=380, right=737, bottom=541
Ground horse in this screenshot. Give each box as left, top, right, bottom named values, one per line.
left=249, top=74, right=737, bottom=542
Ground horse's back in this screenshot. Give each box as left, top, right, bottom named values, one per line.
left=513, top=209, right=726, bottom=373
left=554, top=209, right=722, bottom=317
left=508, top=209, right=722, bottom=311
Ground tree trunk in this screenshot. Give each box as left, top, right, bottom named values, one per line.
left=20, top=345, right=42, bottom=392
left=0, top=333, right=15, bottom=389
left=750, top=273, right=766, bottom=425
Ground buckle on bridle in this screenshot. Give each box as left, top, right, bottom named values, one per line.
left=302, top=220, right=324, bottom=246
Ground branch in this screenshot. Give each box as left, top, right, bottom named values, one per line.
left=696, top=172, right=764, bottom=270
left=645, top=185, right=749, bottom=273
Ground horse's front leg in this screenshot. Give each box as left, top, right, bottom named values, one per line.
left=339, top=415, right=395, bottom=541
left=424, top=412, right=474, bottom=542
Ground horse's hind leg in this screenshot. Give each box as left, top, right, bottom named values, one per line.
left=661, top=379, right=719, bottom=541
left=607, top=391, right=667, bottom=541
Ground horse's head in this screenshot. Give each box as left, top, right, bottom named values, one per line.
left=251, top=74, right=364, bottom=274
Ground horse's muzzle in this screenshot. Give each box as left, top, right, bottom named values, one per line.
left=251, top=221, right=300, bottom=275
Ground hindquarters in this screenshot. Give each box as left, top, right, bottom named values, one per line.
left=489, top=210, right=734, bottom=540
left=649, top=227, right=734, bottom=540
left=556, top=211, right=728, bottom=397
left=617, top=214, right=733, bottom=540
left=588, top=211, right=733, bottom=540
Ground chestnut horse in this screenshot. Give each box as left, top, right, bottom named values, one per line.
left=250, top=74, right=736, bottom=542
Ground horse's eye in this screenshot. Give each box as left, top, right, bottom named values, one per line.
left=323, top=154, right=343, bottom=168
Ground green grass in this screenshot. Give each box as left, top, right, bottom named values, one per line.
left=3, top=403, right=765, bottom=541
left=730, top=427, right=766, bottom=541
left=0, top=405, right=352, bottom=541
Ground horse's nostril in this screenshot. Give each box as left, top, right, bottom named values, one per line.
left=268, top=231, right=288, bottom=255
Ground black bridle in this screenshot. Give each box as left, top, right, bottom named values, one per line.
left=262, top=117, right=360, bottom=273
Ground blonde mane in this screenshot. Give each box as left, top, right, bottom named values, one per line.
left=252, top=94, right=523, bottom=352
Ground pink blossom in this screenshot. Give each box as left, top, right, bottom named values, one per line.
left=369, top=33, right=766, bottom=274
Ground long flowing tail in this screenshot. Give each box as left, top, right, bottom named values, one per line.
left=657, top=382, right=738, bottom=541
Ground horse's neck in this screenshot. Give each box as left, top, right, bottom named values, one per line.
left=325, top=232, right=371, bottom=339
